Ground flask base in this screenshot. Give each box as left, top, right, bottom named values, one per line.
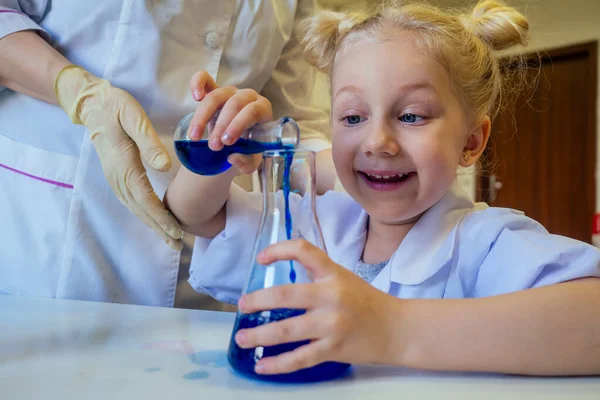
left=227, top=308, right=351, bottom=383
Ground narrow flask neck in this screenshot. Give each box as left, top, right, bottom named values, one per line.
left=248, top=117, right=299, bottom=147
left=261, top=151, right=316, bottom=210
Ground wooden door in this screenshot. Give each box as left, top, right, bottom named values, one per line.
left=478, top=42, right=597, bottom=243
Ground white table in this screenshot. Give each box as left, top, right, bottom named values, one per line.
left=1, top=295, right=599, bottom=399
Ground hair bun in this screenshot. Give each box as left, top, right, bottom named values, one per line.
left=463, top=0, right=529, bottom=51
left=299, top=11, right=363, bottom=72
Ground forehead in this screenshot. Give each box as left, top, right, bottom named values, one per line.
left=331, top=33, right=452, bottom=98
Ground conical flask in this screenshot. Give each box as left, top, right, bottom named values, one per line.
left=227, top=149, right=351, bottom=382
left=174, top=111, right=300, bottom=176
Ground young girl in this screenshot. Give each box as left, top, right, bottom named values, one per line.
left=164, top=0, right=600, bottom=376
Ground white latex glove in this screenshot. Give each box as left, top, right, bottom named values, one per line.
left=54, top=65, right=183, bottom=250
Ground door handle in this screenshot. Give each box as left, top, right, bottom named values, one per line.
left=489, top=174, right=503, bottom=202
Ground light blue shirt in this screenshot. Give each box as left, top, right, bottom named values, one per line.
left=189, top=181, right=600, bottom=304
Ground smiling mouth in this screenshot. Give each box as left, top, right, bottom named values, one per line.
left=360, top=172, right=411, bottom=184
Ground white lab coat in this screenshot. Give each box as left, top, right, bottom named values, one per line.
left=0, top=0, right=331, bottom=306
left=190, top=181, right=600, bottom=304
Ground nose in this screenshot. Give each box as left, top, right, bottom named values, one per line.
left=361, top=119, right=400, bottom=157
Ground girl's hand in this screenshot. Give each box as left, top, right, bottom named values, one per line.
left=188, top=71, right=270, bottom=174
left=235, top=239, right=398, bottom=375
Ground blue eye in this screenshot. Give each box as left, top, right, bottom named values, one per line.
left=399, top=113, right=423, bottom=123
left=344, top=115, right=363, bottom=125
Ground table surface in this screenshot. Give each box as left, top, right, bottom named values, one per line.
left=1, top=295, right=599, bottom=399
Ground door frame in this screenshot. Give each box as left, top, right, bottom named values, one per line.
left=477, top=41, right=598, bottom=208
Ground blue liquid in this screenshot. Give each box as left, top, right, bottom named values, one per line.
left=183, top=370, right=210, bottom=380
left=227, top=308, right=351, bottom=382
left=282, top=153, right=296, bottom=283
left=175, top=139, right=287, bottom=176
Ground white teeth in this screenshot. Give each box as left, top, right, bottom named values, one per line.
left=366, top=173, right=406, bottom=179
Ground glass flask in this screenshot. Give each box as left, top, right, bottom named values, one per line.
left=173, top=111, right=300, bottom=176
left=227, top=149, right=351, bottom=382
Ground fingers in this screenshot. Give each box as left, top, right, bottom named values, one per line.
left=235, top=308, right=329, bottom=349
left=257, top=239, right=337, bottom=280
left=254, top=339, right=333, bottom=376
left=127, top=195, right=183, bottom=250
left=109, top=167, right=183, bottom=250
left=220, top=96, right=273, bottom=146
left=92, top=135, right=183, bottom=250
left=129, top=197, right=183, bottom=250
left=187, top=86, right=273, bottom=152
left=189, top=70, right=219, bottom=101
left=116, top=90, right=172, bottom=172
left=187, top=86, right=237, bottom=142
left=239, top=283, right=323, bottom=314
left=124, top=161, right=184, bottom=242
left=227, top=153, right=262, bottom=175
left=212, top=90, right=273, bottom=147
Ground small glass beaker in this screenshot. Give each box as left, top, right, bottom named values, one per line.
left=173, top=111, right=299, bottom=175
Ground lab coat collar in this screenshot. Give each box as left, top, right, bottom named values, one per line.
left=368, top=181, right=478, bottom=292
left=329, top=201, right=369, bottom=274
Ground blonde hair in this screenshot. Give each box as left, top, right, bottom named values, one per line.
left=299, top=0, right=529, bottom=123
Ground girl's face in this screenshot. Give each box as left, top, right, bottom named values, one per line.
left=331, top=33, right=481, bottom=226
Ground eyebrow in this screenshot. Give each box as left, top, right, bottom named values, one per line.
left=398, top=82, right=438, bottom=94
left=333, top=82, right=438, bottom=102
left=332, top=85, right=364, bottom=102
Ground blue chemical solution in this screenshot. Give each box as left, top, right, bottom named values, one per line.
left=189, top=350, right=229, bottom=368
left=183, top=370, right=210, bottom=380
left=227, top=308, right=351, bottom=383
left=282, top=152, right=296, bottom=283
left=175, top=139, right=288, bottom=176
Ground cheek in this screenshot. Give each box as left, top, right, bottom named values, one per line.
left=331, top=132, right=353, bottom=169
left=410, top=139, right=460, bottom=176
left=331, top=145, right=350, bottom=181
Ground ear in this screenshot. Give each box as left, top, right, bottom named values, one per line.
left=460, top=116, right=491, bottom=167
